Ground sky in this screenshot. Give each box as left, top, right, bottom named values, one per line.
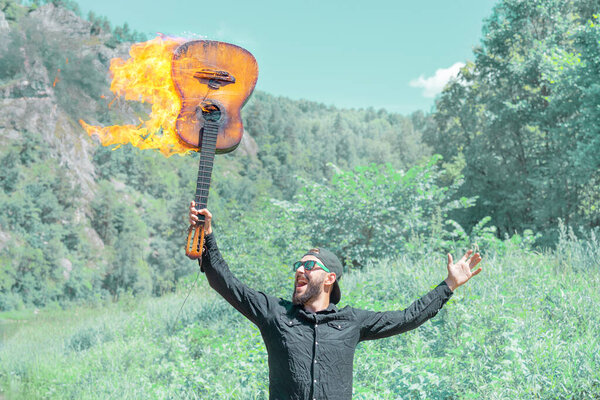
left=74, top=0, right=498, bottom=115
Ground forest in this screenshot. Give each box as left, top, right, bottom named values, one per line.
left=0, top=0, right=599, bottom=398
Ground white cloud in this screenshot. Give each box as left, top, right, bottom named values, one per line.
left=409, top=62, right=465, bottom=98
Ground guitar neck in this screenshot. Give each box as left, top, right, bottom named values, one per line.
left=194, top=121, right=219, bottom=213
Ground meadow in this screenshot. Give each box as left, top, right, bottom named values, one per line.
left=1, top=231, right=599, bottom=399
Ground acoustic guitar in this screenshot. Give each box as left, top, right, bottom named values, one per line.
left=171, top=40, right=258, bottom=259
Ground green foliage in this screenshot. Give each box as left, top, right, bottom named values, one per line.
left=427, top=0, right=600, bottom=243
left=0, top=132, right=89, bottom=309
left=105, top=22, right=147, bottom=47
left=0, top=0, right=28, bottom=23
left=213, top=196, right=310, bottom=299
left=243, top=92, right=433, bottom=200
left=556, top=220, right=600, bottom=272
left=65, top=324, right=113, bottom=352
left=1, top=234, right=599, bottom=399
left=283, top=156, right=476, bottom=268
left=97, top=187, right=152, bottom=299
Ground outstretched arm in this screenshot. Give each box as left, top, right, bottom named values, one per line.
left=358, top=250, right=483, bottom=341
left=189, top=202, right=278, bottom=327
left=356, top=280, right=453, bottom=341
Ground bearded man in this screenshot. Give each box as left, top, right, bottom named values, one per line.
left=189, top=203, right=482, bottom=400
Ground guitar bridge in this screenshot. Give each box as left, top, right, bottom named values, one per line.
left=194, top=69, right=236, bottom=89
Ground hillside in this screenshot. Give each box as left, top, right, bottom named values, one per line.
left=0, top=1, right=429, bottom=309
left=2, top=0, right=598, bottom=312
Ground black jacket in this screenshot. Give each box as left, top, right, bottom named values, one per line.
left=201, top=233, right=454, bottom=400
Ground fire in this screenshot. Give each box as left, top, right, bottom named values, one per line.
left=79, top=35, right=195, bottom=157
left=52, top=68, right=60, bottom=87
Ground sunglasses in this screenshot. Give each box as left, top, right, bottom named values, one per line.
left=292, top=260, right=330, bottom=273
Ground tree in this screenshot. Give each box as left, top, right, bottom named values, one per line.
left=427, top=0, right=600, bottom=242
left=288, top=156, right=475, bottom=268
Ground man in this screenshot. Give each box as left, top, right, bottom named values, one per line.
left=189, top=202, right=482, bottom=400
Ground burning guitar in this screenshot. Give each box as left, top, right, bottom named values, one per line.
left=79, top=36, right=258, bottom=260
left=171, top=40, right=258, bottom=258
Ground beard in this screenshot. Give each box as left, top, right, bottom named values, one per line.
left=292, top=273, right=324, bottom=305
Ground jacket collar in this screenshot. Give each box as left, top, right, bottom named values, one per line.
left=296, top=302, right=338, bottom=319
left=317, top=303, right=339, bottom=314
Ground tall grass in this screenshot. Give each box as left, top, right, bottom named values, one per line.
left=1, top=236, right=599, bottom=399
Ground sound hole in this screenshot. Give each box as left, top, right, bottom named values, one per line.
left=201, top=102, right=221, bottom=122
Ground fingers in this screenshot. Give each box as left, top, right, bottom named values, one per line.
left=447, top=253, right=453, bottom=268
left=471, top=267, right=482, bottom=277
left=197, top=208, right=212, bottom=219
left=188, top=201, right=212, bottom=227
left=459, top=249, right=473, bottom=264
left=197, top=208, right=212, bottom=234
left=189, top=201, right=197, bottom=225
left=459, top=249, right=482, bottom=269
left=469, top=253, right=482, bottom=269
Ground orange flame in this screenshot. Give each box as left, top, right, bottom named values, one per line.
left=79, top=35, right=195, bottom=157
left=53, top=68, right=60, bottom=87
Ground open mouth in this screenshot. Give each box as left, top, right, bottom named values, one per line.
left=296, top=277, right=308, bottom=288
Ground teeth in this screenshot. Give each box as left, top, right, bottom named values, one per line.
left=296, top=274, right=309, bottom=286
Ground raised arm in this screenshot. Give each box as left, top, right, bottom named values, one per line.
left=190, top=203, right=278, bottom=327
left=356, top=280, right=453, bottom=341
left=357, top=249, right=483, bottom=341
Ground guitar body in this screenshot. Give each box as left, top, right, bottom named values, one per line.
left=171, top=40, right=258, bottom=153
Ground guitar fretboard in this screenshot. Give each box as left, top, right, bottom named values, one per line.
left=194, top=120, right=218, bottom=217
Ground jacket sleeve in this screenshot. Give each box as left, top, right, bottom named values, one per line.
left=356, top=281, right=453, bottom=341
left=199, top=233, right=279, bottom=327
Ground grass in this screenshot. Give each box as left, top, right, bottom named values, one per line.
left=1, top=240, right=599, bottom=399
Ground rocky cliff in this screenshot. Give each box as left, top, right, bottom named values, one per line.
left=0, top=4, right=120, bottom=199
left=0, top=2, right=258, bottom=200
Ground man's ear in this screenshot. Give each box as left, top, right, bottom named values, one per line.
left=325, top=272, right=337, bottom=286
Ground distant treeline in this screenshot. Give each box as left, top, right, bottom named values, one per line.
left=0, top=0, right=598, bottom=310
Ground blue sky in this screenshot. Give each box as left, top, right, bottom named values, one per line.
left=74, top=0, right=498, bottom=115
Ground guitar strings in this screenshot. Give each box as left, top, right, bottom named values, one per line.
left=166, top=85, right=213, bottom=353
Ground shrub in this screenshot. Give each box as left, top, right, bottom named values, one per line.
left=280, top=155, right=477, bottom=268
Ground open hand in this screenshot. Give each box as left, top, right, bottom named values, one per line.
left=444, top=249, right=482, bottom=291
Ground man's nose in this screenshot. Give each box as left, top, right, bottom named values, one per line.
left=296, top=265, right=306, bottom=275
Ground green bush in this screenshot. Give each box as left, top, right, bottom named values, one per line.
left=281, top=156, right=477, bottom=268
